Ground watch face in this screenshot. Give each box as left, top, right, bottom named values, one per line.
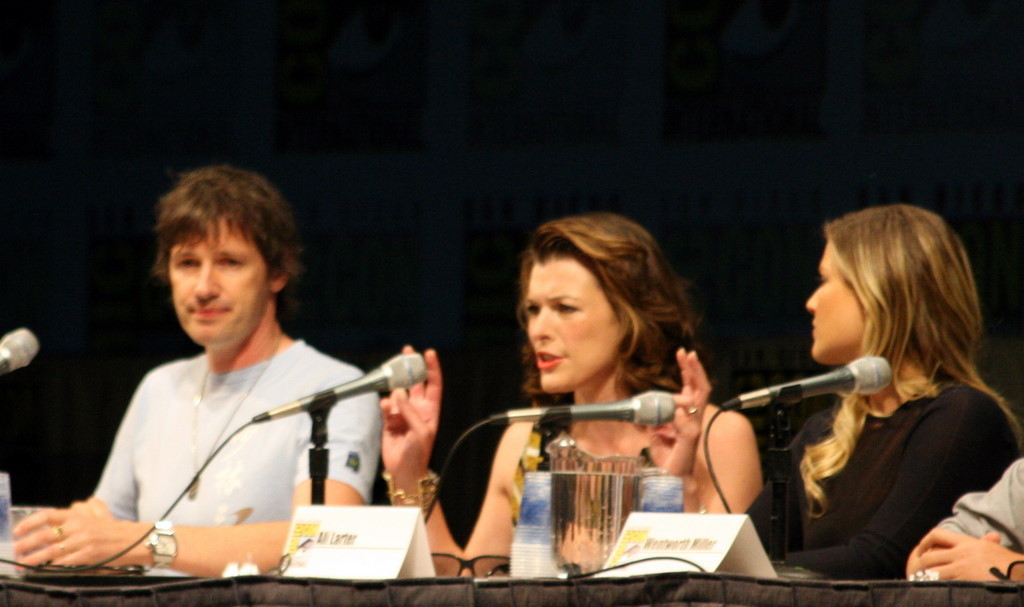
left=150, top=530, right=177, bottom=562
left=155, top=535, right=176, bottom=555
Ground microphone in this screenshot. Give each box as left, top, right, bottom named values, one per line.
left=0, top=328, right=39, bottom=376
left=721, top=356, right=891, bottom=410
left=251, top=352, right=427, bottom=423
left=486, top=390, right=676, bottom=426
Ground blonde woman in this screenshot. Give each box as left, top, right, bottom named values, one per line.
left=746, top=204, right=1019, bottom=579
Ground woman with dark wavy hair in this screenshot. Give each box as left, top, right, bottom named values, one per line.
left=381, top=212, right=762, bottom=572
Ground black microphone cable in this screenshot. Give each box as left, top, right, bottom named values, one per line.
left=701, top=406, right=732, bottom=514
left=424, top=417, right=495, bottom=522
left=567, top=555, right=706, bottom=578
left=12, top=351, right=420, bottom=575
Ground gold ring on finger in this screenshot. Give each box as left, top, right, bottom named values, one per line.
left=53, top=526, right=64, bottom=540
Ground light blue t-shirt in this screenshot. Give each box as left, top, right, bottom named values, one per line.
left=94, top=340, right=381, bottom=526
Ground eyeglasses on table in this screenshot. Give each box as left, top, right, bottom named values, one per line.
left=431, top=553, right=510, bottom=577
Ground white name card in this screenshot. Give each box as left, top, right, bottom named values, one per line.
left=280, top=506, right=434, bottom=579
left=601, top=513, right=776, bottom=578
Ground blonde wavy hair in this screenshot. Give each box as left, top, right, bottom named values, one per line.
left=800, top=204, right=1020, bottom=516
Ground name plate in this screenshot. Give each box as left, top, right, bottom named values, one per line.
left=281, top=506, right=434, bottom=579
left=601, top=513, right=776, bottom=578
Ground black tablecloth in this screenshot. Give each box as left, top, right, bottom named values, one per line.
left=3, top=573, right=1024, bottom=607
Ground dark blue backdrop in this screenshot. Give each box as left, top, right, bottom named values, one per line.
left=2, top=0, right=1023, bottom=544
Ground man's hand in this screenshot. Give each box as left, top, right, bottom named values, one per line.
left=13, top=497, right=149, bottom=572
left=908, top=527, right=1020, bottom=581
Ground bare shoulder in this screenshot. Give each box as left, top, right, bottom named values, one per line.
left=494, top=421, right=534, bottom=455
left=703, top=404, right=756, bottom=439
left=697, top=404, right=763, bottom=512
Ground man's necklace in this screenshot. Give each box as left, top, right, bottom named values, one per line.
left=188, top=339, right=281, bottom=500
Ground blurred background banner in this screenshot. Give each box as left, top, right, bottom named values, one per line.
left=2, top=0, right=1023, bottom=544
left=275, top=1, right=428, bottom=153
left=664, top=0, right=828, bottom=141
left=864, top=0, right=1024, bottom=136
left=0, top=1, right=55, bottom=160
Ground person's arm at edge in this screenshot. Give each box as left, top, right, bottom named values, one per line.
left=13, top=479, right=365, bottom=577
left=907, top=459, right=1024, bottom=580
left=908, top=527, right=1019, bottom=581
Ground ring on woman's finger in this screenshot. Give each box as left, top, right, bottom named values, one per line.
left=909, top=568, right=939, bottom=581
left=687, top=407, right=699, bottom=415
left=53, top=526, right=64, bottom=540
left=58, top=544, right=67, bottom=555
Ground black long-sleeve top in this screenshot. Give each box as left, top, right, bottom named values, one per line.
left=747, top=385, right=1018, bottom=579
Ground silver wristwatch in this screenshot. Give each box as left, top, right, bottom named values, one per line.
left=147, top=520, right=177, bottom=568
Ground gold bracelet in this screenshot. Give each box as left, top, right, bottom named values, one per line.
left=383, top=470, right=440, bottom=515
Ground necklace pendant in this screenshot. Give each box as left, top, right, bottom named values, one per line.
left=187, top=478, right=199, bottom=500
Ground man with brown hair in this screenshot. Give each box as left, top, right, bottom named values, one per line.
left=14, top=165, right=380, bottom=576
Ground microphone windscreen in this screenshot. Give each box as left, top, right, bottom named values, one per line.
left=384, top=352, right=427, bottom=390
left=848, top=356, right=891, bottom=395
left=0, top=328, right=39, bottom=371
left=634, top=391, right=676, bottom=425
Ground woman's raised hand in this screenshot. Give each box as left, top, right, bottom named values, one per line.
left=648, top=348, right=710, bottom=478
left=380, top=346, right=443, bottom=484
